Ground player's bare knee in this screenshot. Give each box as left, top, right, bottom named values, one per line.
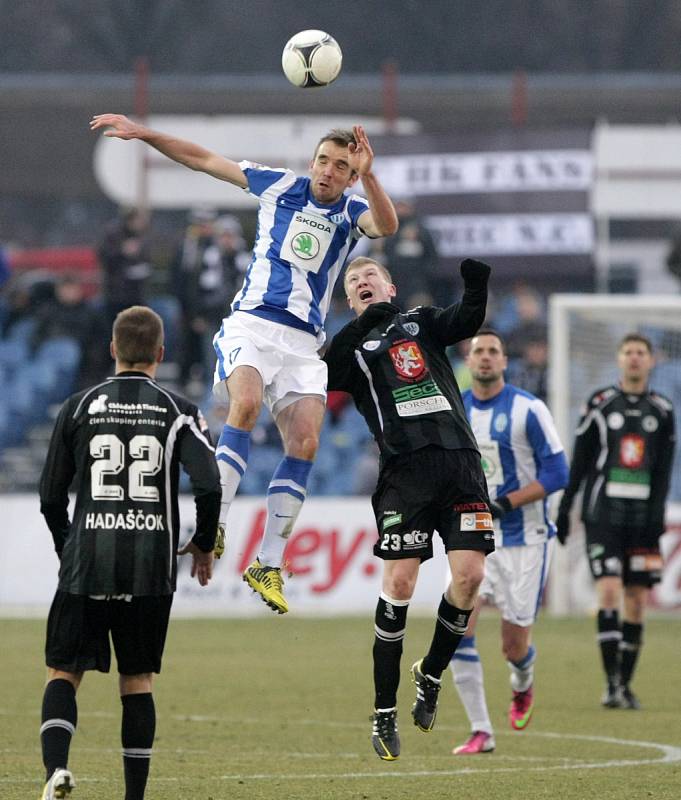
left=383, top=560, right=418, bottom=600
left=452, top=561, right=484, bottom=599
left=447, top=574, right=480, bottom=608
left=386, top=577, right=415, bottom=601
left=228, top=396, right=261, bottom=430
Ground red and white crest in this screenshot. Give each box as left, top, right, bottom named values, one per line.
left=620, top=434, right=645, bottom=468
left=389, top=341, right=426, bottom=380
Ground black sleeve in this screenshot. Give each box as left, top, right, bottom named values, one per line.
left=177, top=407, right=222, bottom=552
left=419, top=259, right=490, bottom=346
left=558, top=399, right=599, bottom=514
left=39, top=399, right=77, bottom=557
left=324, top=321, right=365, bottom=392
left=647, top=405, right=676, bottom=535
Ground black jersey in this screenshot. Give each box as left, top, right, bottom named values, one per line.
left=39, top=371, right=221, bottom=596
left=324, top=263, right=489, bottom=463
left=561, top=385, right=676, bottom=532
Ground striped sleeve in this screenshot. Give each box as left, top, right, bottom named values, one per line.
left=238, top=161, right=292, bottom=197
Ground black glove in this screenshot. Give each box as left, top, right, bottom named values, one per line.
left=555, top=510, right=570, bottom=545
left=355, top=302, right=397, bottom=333
left=460, top=258, right=491, bottom=286
left=489, top=495, right=513, bottom=519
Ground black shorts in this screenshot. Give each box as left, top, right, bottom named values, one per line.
left=372, top=446, right=495, bottom=562
left=584, top=524, right=662, bottom=588
left=45, top=591, right=173, bottom=675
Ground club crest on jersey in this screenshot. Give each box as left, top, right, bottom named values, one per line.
left=389, top=341, right=426, bottom=380
left=642, top=415, right=659, bottom=432
left=402, top=321, right=419, bottom=336
left=607, top=411, right=625, bottom=430
left=329, top=212, right=345, bottom=224
left=494, top=413, right=508, bottom=432
left=620, top=434, right=645, bottom=468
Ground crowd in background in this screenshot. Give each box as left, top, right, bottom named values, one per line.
left=0, top=203, right=565, bottom=496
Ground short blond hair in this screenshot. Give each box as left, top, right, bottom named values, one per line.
left=343, top=257, right=393, bottom=294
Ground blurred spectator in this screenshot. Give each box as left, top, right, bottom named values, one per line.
left=30, top=274, right=103, bottom=388
left=370, top=198, right=439, bottom=308
left=507, top=334, right=549, bottom=402
left=491, top=280, right=546, bottom=342
left=0, top=269, right=55, bottom=342
left=97, top=207, right=152, bottom=326
left=173, top=211, right=250, bottom=391
left=202, top=214, right=250, bottom=322
left=172, top=207, right=218, bottom=389
left=665, top=225, right=681, bottom=285
left=172, top=208, right=232, bottom=393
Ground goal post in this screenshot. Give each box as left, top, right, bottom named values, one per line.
left=547, top=294, right=681, bottom=614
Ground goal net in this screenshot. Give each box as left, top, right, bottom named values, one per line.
left=548, top=294, right=681, bottom=614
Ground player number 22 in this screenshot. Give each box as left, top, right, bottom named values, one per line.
left=90, top=433, right=163, bottom=502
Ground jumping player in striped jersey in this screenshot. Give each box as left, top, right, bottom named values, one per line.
left=449, top=329, right=568, bottom=755
left=90, top=114, right=398, bottom=614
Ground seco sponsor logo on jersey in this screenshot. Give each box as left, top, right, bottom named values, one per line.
left=389, top=341, right=426, bottom=380
left=391, top=378, right=452, bottom=417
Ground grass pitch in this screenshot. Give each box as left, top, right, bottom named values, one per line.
left=1, top=614, right=680, bottom=799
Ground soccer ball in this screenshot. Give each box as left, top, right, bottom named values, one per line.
left=281, top=30, right=342, bottom=88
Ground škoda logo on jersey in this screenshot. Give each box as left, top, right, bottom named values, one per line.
left=389, top=341, right=426, bottom=380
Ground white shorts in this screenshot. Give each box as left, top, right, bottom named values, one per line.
left=479, top=539, right=554, bottom=627
left=212, top=312, right=327, bottom=417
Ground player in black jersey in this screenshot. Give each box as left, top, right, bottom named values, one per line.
left=557, top=333, right=676, bottom=710
left=37, top=306, right=221, bottom=800
left=324, top=256, right=495, bottom=760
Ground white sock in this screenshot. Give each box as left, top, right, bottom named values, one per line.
left=257, top=490, right=304, bottom=568
left=509, top=644, right=536, bottom=692
left=257, top=456, right=312, bottom=568
left=450, top=636, right=493, bottom=735
left=215, top=425, right=250, bottom=527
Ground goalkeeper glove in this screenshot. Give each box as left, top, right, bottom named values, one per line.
left=489, top=495, right=513, bottom=519
left=213, top=523, right=226, bottom=559
left=555, top=511, right=570, bottom=545
left=460, top=258, right=491, bottom=286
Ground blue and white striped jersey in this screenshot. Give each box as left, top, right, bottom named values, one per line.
left=232, top=162, right=370, bottom=339
left=463, top=383, right=568, bottom=547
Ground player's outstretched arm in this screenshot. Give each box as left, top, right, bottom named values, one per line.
left=90, top=113, right=248, bottom=188
left=177, top=540, right=214, bottom=587
left=351, top=125, right=398, bottom=238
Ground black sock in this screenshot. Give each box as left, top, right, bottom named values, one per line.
left=421, top=595, right=471, bottom=680
left=40, top=679, right=77, bottom=780
left=620, top=622, right=643, bottom=687
left=373, top=594, right=409, bottom=709
left=597, top=609, right=621, bottom=684
left=121, top=693, right=156, bottom=800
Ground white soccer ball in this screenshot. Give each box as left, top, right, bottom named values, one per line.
left=281, top=30, right=342, bottom=88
